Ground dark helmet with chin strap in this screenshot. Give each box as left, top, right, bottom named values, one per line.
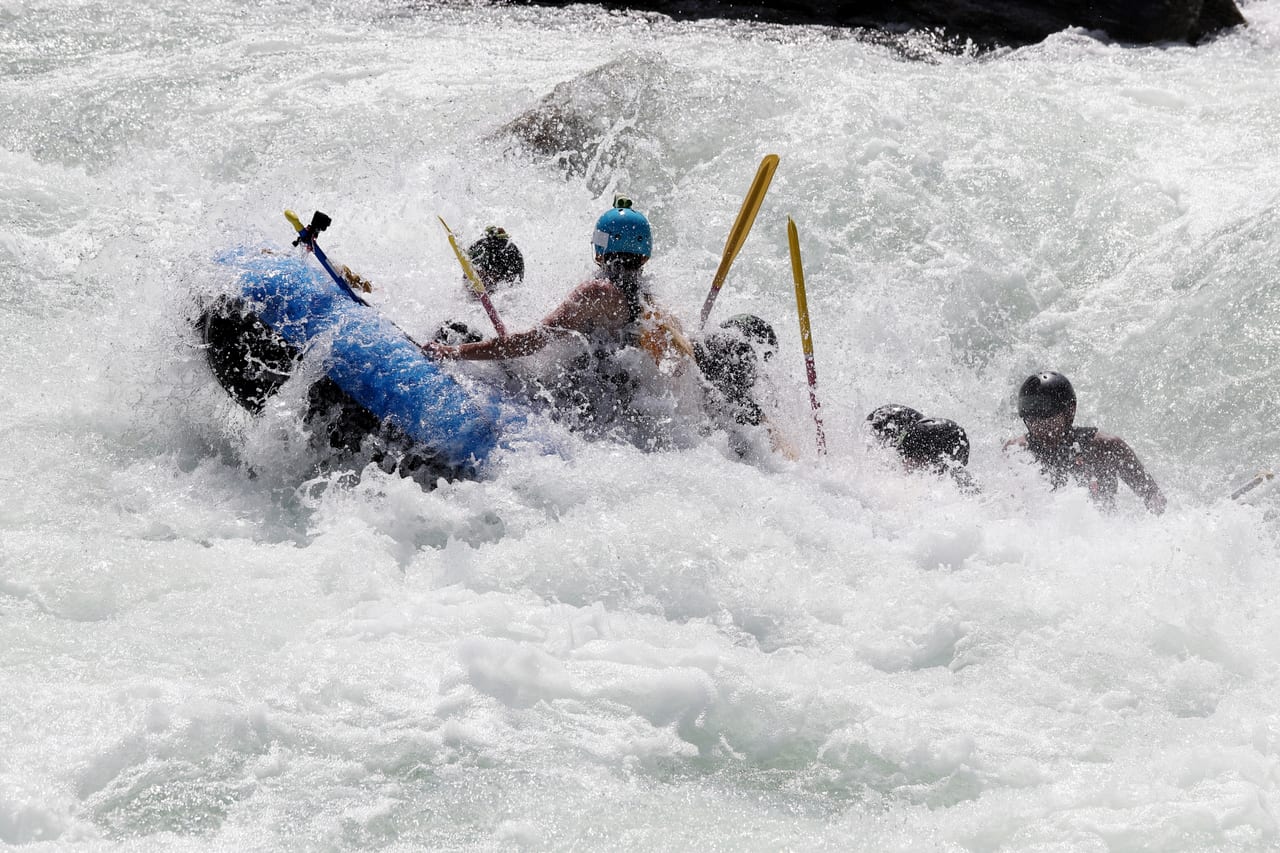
left=695, top=314, right=778, bottom=400
left=720, top=314, right=778, bottom=362
left=866, top=403, right=923, bottom=445
left=466, top=226, right=523, bottom=289
left=1017, top=371, right=1076, bottom=419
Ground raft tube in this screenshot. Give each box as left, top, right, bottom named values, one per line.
left=198, top=248, right=522, bottom=480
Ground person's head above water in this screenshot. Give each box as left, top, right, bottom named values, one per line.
left=1017, top=371, right=1075, bottom=419
left=593, top=196, right=651, bottom=268
left=695, top=315, right=778, bottom=402
left=866, top=403, right=924, bottom=447
left=466, top=226, right=523, bottom=290
left=720, top=313, right=778, bottom=363
left=1017, top=371, right=1076, bottom=442
left=899, top=417, right=971, bottom=472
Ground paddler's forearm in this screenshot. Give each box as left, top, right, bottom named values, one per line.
left=1113, top=441, right=1167, bottom=515
left=454, top=327, right=550, bottom=360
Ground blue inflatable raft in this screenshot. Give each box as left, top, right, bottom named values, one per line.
left=198, top=248, right=522, bottom=481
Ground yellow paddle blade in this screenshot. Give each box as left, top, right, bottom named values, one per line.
left=438, top=215, right=488, bottom=297
left=788, top=216, right=827, bottom=455
left=700, top=153, right=780, bottom=326
left=788, top=217, right=814, bottom=356
left=717, top=154, right=779, bottom=274
left=284, top=209, right=304, bottom=234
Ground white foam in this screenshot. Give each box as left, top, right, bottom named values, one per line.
left=3, top=0, right=1280, bottom=848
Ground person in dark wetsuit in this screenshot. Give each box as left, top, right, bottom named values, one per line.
left=695, top=315, right=778, bottom=424
left=900, top=417, right=979, bottom=493
left=866, top=403, right=924, bottom=448
left=431, top=226, right=523, bottom=345
left=465, top=226, right=524, bottom=292
left=866, top=405, right=977, bottom=492
left=693, top=314, right=797, bottom=459
left=1005, top=371, right=1166, bottom=514
left=424, top=198, right=665, bottom=438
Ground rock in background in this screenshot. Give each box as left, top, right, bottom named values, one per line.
left=506, top=0, right=1246, bottom=47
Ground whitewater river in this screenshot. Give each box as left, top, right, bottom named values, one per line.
left=4, top=0, right=1280, bottom=849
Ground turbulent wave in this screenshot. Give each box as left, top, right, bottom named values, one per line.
left=3, top=0, right=1280, bottom=849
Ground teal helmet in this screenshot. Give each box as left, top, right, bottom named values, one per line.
left=592, top=196, right=652, bottom=259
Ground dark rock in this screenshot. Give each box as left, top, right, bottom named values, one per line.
left=506, top=0, right=1245, bottom=48
left=497, top=54, right=672, bottom=195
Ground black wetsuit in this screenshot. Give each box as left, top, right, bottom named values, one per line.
left=692, top=333, right=768, bottom=459
left=702, top=378, right=763, bottom=429
left=551, top=330, right=642, bottom=432
left=1026, top=427, right=1121, bottom=507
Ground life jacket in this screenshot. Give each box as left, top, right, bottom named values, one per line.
left=542, top=275, right=648, bottom=438
left=599, top=261, right=693, bottom=370
left=544, top=267, right=693, bottom=444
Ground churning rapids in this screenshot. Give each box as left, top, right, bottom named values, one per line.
left=4, top=0, right=1280, bottom=849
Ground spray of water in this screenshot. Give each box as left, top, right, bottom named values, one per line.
left=3, top=0, right=1280, bottom=848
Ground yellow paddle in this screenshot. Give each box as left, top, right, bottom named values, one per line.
left=788, top=216, right=827, bottom=456
left=699, top=153, right=779, bottom=327
left=438, top=216, right=508, bottom=338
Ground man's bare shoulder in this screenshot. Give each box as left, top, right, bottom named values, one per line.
left=569, top=278, right=618, bottom=300
left=1090, top=431, right=1130, bottom=451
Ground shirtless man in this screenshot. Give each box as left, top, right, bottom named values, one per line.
left=1006, top=371, right=1166, bottom=514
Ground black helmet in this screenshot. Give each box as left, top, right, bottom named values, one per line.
left=720, top=314, right=778, bottom=362
left=900, top=418, right=970, bottom=469
left=1017, top=371, right=1076, bottom=419
left=432, top=319, right=484, bottom=346
left=694, top=331, right=757, bottom=400
left=866, top=404, right=923, bottom=445
left=466, top=226, right=524, bottom=289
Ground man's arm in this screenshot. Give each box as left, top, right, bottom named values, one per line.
left=761, top=413, right=800, bottom=461
left=1099, top=434, right=1166, bottom=514
left=426, top=280, right=626, bottom=362
left=428, top=326, right=550, bottom=361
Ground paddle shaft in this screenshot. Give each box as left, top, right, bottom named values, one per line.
left=438, top=216, right=508, bottom=338
left=1231, top=470, right=1273, bottom=500
left=787, top=217, right=827, bottom=455
left=699, top=154, right=779, bottom=328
